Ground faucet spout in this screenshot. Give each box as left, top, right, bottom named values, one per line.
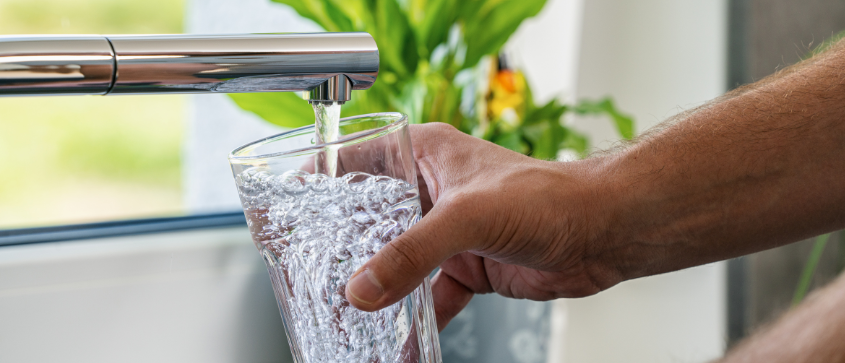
left=0, top=33, right=379, bottom=100
left=309, top=75, right=352, bottom=104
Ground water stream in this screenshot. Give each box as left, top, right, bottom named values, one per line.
left=312, top=102, right=343, bottom=177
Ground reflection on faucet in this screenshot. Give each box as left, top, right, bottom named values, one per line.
left=0, top=33, right=379, bottom=102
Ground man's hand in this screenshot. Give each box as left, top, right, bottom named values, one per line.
left=344, top=123, right=620, bottom=330
left=345, top=39, right=845, bottom=334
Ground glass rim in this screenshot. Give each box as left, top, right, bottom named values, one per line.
left=228, top=112, right=408, bottom=162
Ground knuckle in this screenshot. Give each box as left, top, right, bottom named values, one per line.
left=424, top=122, right=457, bottom=134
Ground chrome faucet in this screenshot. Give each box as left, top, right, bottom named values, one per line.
left=0, top=32, right=379, bottom=104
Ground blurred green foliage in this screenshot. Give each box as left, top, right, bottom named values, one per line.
left=0, top=96, right=184, bottom=187
left=0, top=0, right=185, bottom=227
left=0, top=0, right=183, bottom=34
left=230, top=0, right=633, bottom=159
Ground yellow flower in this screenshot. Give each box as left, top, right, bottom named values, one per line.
left=487, top=64, right=527, bottom=130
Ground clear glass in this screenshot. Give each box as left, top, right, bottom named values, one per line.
left=229, top=112, right=442, bottom=363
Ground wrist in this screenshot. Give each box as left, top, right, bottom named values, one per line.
left=574, top=150, right=686, bottom=285
left=585, top=140, right=735, bottom=283
left=547, top=156, right=633, bottom=290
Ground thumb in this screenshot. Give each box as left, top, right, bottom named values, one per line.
left=345, top=202, right=471, bottom=311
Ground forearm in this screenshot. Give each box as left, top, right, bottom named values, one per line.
left=719, top=272, right=845, bottom=363
left=344, top=39, right=845, bottom=318
left=592, top=41, right=845, bottom=280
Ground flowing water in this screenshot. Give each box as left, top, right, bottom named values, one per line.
left=312, top=102, right=342, bottom=177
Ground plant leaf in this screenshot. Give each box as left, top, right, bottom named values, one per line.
left=412, top=0, right=458, bottom=59
left=573, top=98, right=635, bottom=139
left=228, top=93, right=314, bottom=128
left=532, top=122, right=563, bottom=160
left=371, top=0, right=419, bottom=78
left=561, top=130, right=589, bottom=156
left=339, top=82, right=396, bottom=117
left=271, top=0, right=353, bottom=32
left=272, top=0, right=418, bottom=90
left=493, top=130, right=528, bottom=154
left=460, top=0, right=546, bottom=67
left=523, top=99, right=567, bottom=126
left=270, top=0, right=320, bottom=25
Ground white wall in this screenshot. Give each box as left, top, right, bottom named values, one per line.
left=562, top=1, right=729, bottom=362
left=573, top=0, right=729, bottom=146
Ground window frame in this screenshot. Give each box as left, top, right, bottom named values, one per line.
left=0, top=212, right=246, bottom=247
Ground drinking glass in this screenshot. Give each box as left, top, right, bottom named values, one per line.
left=229, top=112, right=441, bottom=363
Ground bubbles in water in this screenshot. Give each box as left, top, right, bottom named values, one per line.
left=237, top=170, right=422, bottom=363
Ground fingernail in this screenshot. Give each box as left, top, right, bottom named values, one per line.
left=347, top=269, right=383, bottom=305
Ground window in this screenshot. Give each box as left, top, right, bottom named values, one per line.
left=0, top=0, right=186, bottom=229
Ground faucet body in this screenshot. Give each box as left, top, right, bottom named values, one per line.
left=0, top=33, right=378, bottom=103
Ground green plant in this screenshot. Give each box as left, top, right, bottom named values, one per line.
left=792, top=233, right=831, bottom=306
left=230, top=0, right=633, bottom=158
